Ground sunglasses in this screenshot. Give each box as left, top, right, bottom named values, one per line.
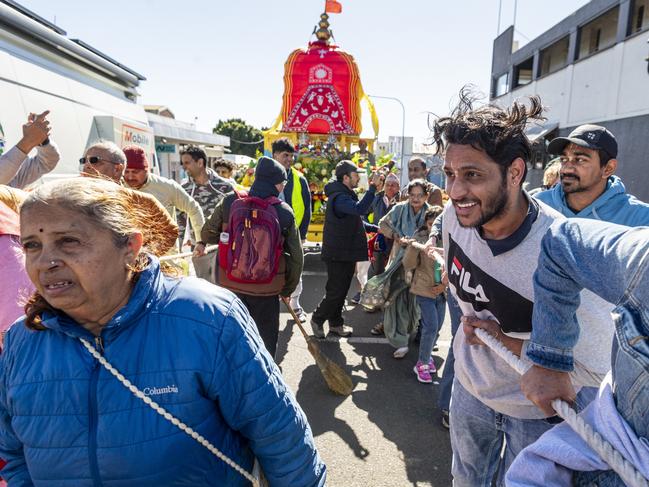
left=79, top=156, right=114, bottom=165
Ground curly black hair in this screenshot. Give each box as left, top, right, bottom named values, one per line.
left=213, top=158, right=236, bottom=172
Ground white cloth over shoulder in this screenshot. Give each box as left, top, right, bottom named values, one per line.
left=506, top=373, right=649, bottom=486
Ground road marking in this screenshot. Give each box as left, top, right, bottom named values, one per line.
left=321, top=337, right=452, bottom=348
left=326, top=336, right=389, bottom=344
left=301, top=270, right=328, bottom=276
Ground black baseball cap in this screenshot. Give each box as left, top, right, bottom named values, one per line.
left=335, top=160, right=363, bottom=178
left=547, top=124, right=618, bottom=158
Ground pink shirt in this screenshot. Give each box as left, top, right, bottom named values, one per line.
left=0, top=234, right=34, bottom=333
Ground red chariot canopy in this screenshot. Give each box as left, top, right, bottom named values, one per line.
left=280, top=40, right=362, bottom=135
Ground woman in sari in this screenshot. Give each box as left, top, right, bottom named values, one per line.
left=377, top=179, right=431, bottom=358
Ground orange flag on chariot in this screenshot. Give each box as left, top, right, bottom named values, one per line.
left=325, top=0, right=342, bottom=14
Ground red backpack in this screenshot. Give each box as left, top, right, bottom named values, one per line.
left=224, top=193, right=284, bottom=284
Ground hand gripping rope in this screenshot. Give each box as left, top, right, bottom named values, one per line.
left=473, top=328, right=649, bottom=487
left=79, top=338, right=262, bottom=487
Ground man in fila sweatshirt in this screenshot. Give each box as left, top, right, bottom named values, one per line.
left=428, top=89, right=614, bottom=486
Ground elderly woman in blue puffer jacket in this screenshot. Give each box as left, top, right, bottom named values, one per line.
left=0, top=177, right=326, bottom=486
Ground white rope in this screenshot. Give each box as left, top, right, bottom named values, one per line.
left=159, top=245, right=218, bottom=263
left=79, top=338, right=260, bottom=487
left=474, top=328, right=649, bottom=487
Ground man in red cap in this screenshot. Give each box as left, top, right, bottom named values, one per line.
left=122, top=146, right=206, bottom=256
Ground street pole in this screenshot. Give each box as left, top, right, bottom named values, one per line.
left=497, top=0, right=502, bottom=35
left=367, top=94, right=406, bottom=186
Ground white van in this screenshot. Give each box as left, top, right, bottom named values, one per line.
left=0, top=1, right=156, bottom=179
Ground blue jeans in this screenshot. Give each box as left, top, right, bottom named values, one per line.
left=416, top=295, right=446, bottom=363
left=450, top=380, right=555, bottom=487
left=438, top=293, right=461, bottom=411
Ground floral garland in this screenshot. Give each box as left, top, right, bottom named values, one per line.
left=235, top=146, right=397, bottom=217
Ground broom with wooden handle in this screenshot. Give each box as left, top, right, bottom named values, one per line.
left=281, top=296, right=354, bottom=396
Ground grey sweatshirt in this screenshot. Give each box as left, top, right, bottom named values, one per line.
left=443, top=199, right=613, bottom=419
left=0, top=143, right=60, bottom=189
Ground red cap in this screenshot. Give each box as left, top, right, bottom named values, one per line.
left=123, top=146, right=149, bottom=171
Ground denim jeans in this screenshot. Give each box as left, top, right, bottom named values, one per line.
left=526, top=219, right=649, bottom=481
left=450, top=380, right=555, bottom=487
left=438, top=293, right=461, bottom=411
left=416, top=295, right=446, bottom=363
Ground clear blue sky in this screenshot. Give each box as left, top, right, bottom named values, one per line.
left=21, top=0, right=589, bottom=140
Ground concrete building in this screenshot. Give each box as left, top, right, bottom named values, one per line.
left=491, top=0, right=649, bottom=197
left=0, top=0, right=155, bottom=178
left=144, top=108, right=229, bottom=182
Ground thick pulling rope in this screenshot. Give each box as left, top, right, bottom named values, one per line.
left=159, top=245, right=219, bottom=262
left=473, top=328, right=649, bottom=487
left=79, top=338, right=261, bottom=487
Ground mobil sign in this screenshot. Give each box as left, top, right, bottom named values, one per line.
left=121, top=123, right=155, bottom=153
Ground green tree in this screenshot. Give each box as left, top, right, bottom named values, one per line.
left=213, top=118, right=263, bottom=158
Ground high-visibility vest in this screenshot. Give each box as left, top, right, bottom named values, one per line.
left=290, top=167, right=305, bottom=228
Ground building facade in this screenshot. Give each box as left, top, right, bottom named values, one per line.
left=0, top=0, right=156, bottom=178
left=491, top=0, right=649, bottom=197
left=145, top=110, right=229, bottom=182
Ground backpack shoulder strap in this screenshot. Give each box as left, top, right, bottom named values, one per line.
left=233, top=188, right=248, bottom=199
left=265, top=196, right=282, bottom=206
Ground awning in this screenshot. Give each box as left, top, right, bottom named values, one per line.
left=526, top=121, right=559, bottom=143
left=147, top=113, right=230, bottom=147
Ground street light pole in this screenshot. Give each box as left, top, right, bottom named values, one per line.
left=367, top=94, right=406, bottom=185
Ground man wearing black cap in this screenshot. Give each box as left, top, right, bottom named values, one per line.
left=201, top=156, right=303, bottom=358
left=310, top=160, right=381, bottom=338
left=536, top=124, right=649, bottom=226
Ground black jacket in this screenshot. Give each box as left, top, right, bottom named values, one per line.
left=321, top=181, right=372, bottom=262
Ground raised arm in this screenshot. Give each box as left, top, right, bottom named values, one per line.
left=8, top=142, right=60, bottom=189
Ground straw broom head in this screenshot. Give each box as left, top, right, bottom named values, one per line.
left=281, top=297, right=354, bottom=396
left=306, top=337, right=354, bottom=396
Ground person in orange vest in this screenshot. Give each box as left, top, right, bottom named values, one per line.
left=272, top=138, right=312, bottom=323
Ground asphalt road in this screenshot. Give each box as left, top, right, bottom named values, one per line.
left=276, top=253, right=454, bottom=487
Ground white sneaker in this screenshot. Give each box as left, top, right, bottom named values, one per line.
left=295, top=309, right=307, bottom=323
left=393, top=347, right=409, bottom=359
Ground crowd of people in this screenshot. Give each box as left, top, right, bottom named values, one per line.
left=1, top=90, right=649, bottom=486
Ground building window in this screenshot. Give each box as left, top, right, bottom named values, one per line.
left=494, top=72, right=509, bottom=97
left=629, top=0, right=648, bottom=35
left=539, top=36, right=569, bottom=76
left=577, top=6, right=620, bottom=59
left=513, top=57, right=533, bottom=88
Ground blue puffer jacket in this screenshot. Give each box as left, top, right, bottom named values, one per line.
left=535, top=175, right=649, bottom=226
left=0, top=258, right=326, bottom=486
